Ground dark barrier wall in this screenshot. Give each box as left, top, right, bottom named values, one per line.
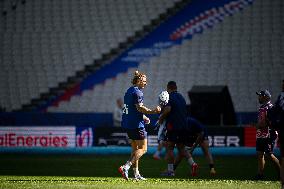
left=235, top=112, right=257, bottom=125
left=0, top=112, right=113, bottom=127
left=94, top=126, right=244, bottom=147
left=188, top=86, right=236, bottom=125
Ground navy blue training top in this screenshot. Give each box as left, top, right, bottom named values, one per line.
left=166, top=91, right=187, bottom=130
left=121, top=86, right=145, bottom=129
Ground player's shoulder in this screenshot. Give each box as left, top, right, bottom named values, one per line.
left=126, top=86, right=134, bottom=93
left=172, top=91, right=186, bottom=101
left=133, top=87, right=143, bottom=95
left=259, top=103, right=270, bottom=112
left=127, top=86, right=140, bottom=93
left=169, top=91, right=178, bottom=100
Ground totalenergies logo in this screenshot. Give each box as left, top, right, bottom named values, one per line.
left=0, top=133, right=68, bottom=147
left=76, top=127, right=93, bottom=147
left=0, top=127, right=76, bottom=148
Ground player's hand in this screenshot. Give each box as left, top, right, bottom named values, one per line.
left=144, top=116, right=150, bottom=124
left=153, top=106, right=161, bottom=114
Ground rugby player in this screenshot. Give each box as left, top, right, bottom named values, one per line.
left=118, top=70, right=161, bottom=181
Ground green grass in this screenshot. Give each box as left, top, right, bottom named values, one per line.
left=0, top=154, right=280, bottom=188
left=0, top=176, right=279, bottom=189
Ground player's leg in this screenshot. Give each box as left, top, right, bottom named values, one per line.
left=119, top=128, right=147, bottom=180
left=256, top=151, right=265, bottom=180
left=162, top=141, right=170, bottom=162
left=165, top=140, right=175, bottom=175
left=131, top=141, right=139, bottom=179
left=119, top=140, right=136, bottom=180
left=153, top=141, right=164, bottom=160
left=129, top=128, right=148, bottom=164
left=200, top=140, right=216, bottom=175
left=182, top=136, right=198, bottom=176
left=177, top=143, right=198, bottom=176
left=173, top=148, right=184, bottom=171
left=163, top=128, right=177, bottom=176
left=186, top=152, right=198, bottom=177
left=266, top=153, right=280, bottom=175
left=131, top=139, right=147, bottom=163
left=153, top=142, right=162, bottom=160
left=255, top=138, right=266, bottom=180
left=175, top=142, right=186, bottom=169
left=154, top=122, right=166, bottom=160
left=132, top=139, right=147, bottom=180
left=264, top=139, right=280, bottom=178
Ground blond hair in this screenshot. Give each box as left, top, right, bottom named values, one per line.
left=132, top=70, right=146, bottom=85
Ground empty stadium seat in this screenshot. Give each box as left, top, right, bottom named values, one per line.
left=49, top=0, right=284, bottom=113
left=0, top=0, right=180, bottom=111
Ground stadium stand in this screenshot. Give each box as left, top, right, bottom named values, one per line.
left=1, top=0, right=283, bottom=116
left=0, top=0, right=184, bottom=111
left=48, top=0, right=284, bottom=114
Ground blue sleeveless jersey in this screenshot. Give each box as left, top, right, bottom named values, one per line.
left=121, top=86, right=145, bottom=129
